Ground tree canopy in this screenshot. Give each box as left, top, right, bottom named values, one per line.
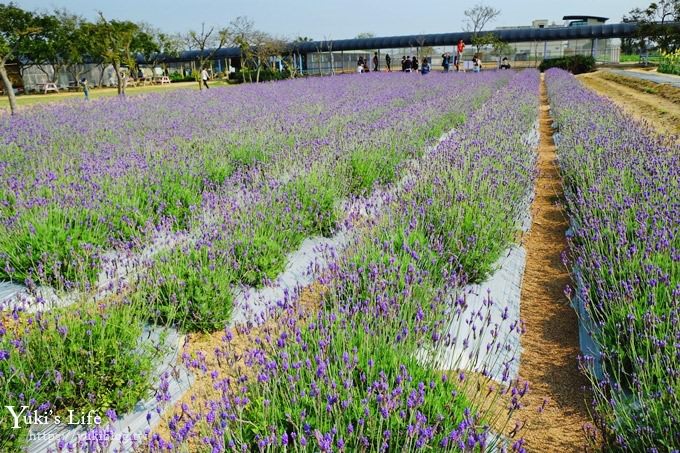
left=0, top=2, right=44, bottom=113
left=624, top=0, right=680, bottom=52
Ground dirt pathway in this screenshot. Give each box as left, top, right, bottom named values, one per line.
left=517, top=74, right=591, bottom=452
left=577, top=71, right=680, bottom=136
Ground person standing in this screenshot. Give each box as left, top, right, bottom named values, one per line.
left=385, top=53, right=391, bottom=72
left=411, top=56, right=419, bottom=72
left=401, top=56, right=407, bottom=71
left=405, top=56, right=412, bottom=72
left=442, top=53, right=450, bottom=72
left=456, top=40, right=465, bottom=72
left=372, top=52, right=379, bottom=72
left=80, top=77, right=89, bottom=101
left=201, top=67, right=210, bottom=89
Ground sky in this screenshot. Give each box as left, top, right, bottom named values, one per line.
left=16, top=0, right=646, bottom=40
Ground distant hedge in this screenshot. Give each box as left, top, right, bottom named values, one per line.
left=539, top=55, right=595, bottom=74
left=230, top=68, right=291, bottom=83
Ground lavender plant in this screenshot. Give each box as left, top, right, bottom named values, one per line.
left=126, top=74, right=510, bottom=333
left=1, top=73, right=507, bottom=294
left=546, top=68, right=679, bottom=450
left=150, top=70, right=540, bottom=452
left=0, top=70, right=537, bottom=451
left=0, top=300, right=157, bottom=450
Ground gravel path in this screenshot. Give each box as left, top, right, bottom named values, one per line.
left=516, top=74, right=592, bottom=452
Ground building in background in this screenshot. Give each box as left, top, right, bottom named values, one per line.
left=17, top=14, right=633, bottom=90
left=495, top=16, right=621, bottom=63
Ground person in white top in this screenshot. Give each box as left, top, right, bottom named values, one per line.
left=201, top=68, right=210, bottom=89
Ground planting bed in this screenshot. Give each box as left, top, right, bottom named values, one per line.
left=0, top=71, right=548, bottom=451
left=148, top=70, right=540, bottom=452
left=546, top=68, right=679, bottom=450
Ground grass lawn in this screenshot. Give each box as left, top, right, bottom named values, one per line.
left=1, top=80, right=231, bottom=111
left=619, top=53, right=662, bottom=63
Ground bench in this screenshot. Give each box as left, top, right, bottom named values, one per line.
left=35, top=82, right=59, bottom=94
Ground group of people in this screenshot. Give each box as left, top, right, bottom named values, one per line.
left=441, top=39, right=466, bottom=72
left=357, top=52, right=394, bottom=73
left=357, top=53, right=432, bottom=75
left=356, top=55, right=375, bottom=73
left=397, top=56, right=430, bottom=74
left=355, top=38, right=515, bottom=76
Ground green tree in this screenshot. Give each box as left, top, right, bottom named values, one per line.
left=286, top=37, right=314, bottom=78
left=492, top=40, right=513, bottom=59
left=126, top=25, right=159, bottom=77
left=0, top=2, right=41, bottom=114
left=91, top=13, right=153, bottom=96
left=413, top=34, right=434, bottom=60
left=229, top=18, right=285, bottom=82
left=627, top=0, right=680, bottom=53
left=27, top=10, right=91, bottom=85
left=471, top=33, right=511, bottom=61
left=231, top=16, right=266, bottom=82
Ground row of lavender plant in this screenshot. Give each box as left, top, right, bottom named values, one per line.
left=545, top=68, right=679, bottom=450
left=0, top=73, right=510, bottom=450
left=132, top=73, right=510, bottom=334
left=143, top=70, right=540, bottom=452
left=0, top=73, right=506, bottom=295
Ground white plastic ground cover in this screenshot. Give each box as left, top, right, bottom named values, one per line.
left=6, top=118, right=463, bottom=453
left=21, top=229, right=355, bottom=452
left=26, top=326, right=193, bottom=453
left=230, top=231, right=351, bottom=326
left=419, top=121, right=538, bottom=384
left=425, top=245, right=527, bottom=383
left=570, top=266, right=604, bottom=381
left=0, top=280, right=23, bottom=302
left=0, top=126, right=456, bottom=316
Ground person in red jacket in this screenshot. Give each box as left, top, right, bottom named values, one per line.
left=456, top=39, right=465, bottom=71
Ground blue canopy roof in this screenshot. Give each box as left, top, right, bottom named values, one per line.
left=146, top=21, right=679, bottom=63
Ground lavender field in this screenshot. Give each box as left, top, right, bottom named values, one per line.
left=546, top=68, right=679, bottom=451
left=0, top=67, right=676, bottom=452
